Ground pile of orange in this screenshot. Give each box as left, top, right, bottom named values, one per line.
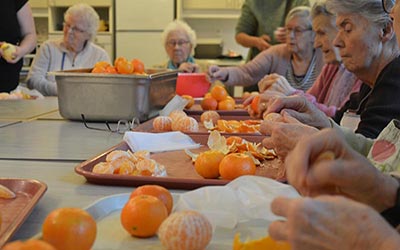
left=201, top=85, right=235, bottom=111
left=91, top=57, right=145, bottom=75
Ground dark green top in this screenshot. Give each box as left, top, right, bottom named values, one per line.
left=236, top=0, right=310, bottom=61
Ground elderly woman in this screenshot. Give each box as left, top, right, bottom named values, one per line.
left=208, top=6, right=324, bottom=92
left=27, top=3, right=110, bottom=96
left=261, top=0, right=400, bottom=140
left=161, top=20, right=200, bottom=73
left=256, top=0, right=362, bottom=118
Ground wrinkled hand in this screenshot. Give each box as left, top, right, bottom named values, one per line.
left=178, top=62, right=200, bottom=73
left=254, top=34, right=271, bottom=51
left=208, top=65, right=228, bottom=82
left=244, top=90, right=285, bottom=119
left=265, top=95, right=331, bottom=129
left=286, top=128, right=399, bottom=212
left=269, top=195, right=400, bottom=250
left=273, top=27, right=287, bottom=43
left=258, top=73, right=296, bottom=94
left=260, top=113, right=318, bottom=160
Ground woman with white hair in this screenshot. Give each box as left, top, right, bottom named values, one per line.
left=27, top=3, right=110, bottom=96
left=208, top=6, right=324, bottom=92
left=161, top=19, right=199, bottom=73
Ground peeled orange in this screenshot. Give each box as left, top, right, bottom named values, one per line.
left=2, top=239, right=57, bottom=250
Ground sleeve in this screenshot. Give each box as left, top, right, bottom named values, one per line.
left=224, top=48, right=276, bottom=86
left=26, top=42, right=58, bottom=96
left=235, top=1, right=257, bottom=36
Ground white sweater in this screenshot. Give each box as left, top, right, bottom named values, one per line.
left=27, top=39, right=110, bottom=96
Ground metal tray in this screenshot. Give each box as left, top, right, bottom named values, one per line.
left=34, top=193, right=271, bottom=249
left=0, top=178, right=47, bottom=247
left=75, top=135, right=284, bottom=190
left=54, top=68, right=178, bottom=122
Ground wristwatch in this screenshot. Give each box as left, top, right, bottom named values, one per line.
left=381, top=175, right=400, bottom=228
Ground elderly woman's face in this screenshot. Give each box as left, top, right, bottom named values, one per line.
left=285, top=16, right=314, bottom=54
left=165, top=29, right=192, bottom=66
left=333, top=14, right=381, bottom=76
left=63, top=14, right=90, bottom=53
left=312, top=15, right=340, bottom=64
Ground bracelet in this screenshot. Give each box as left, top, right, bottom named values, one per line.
left=381, top=176, right=400, bottom=228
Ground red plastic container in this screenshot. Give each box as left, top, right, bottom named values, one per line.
left=176, top=73, right=211, bottom=97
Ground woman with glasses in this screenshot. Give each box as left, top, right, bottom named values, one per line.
left=0, top=0, right=36, bottom=93
left=255, top=0, right=362, bottom=118
left=161, top=20, right=200, bottom=73
left=27, top=3, right=110, bottom=96
left=208, top=6, right=324, bottom=92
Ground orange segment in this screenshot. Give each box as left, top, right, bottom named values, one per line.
left=233, top=233, right=291, bottom=250
left=0, top=184, right=16, bottom=199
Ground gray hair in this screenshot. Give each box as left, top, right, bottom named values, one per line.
left=64, top=3, right=99, bottom=40
left=311, top=0, right=335, bottom=19
left=162, top=19, right=197, bottom=49
left=285, top=6, right=312, bottom=28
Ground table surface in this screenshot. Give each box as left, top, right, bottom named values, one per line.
left=0, top=97, right=58, bottom=120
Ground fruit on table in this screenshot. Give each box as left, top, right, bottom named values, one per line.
left=153, top=116, right=172, bottom=132
left=42, top=207, right=97, bottom=250
left=218, top=98, right=235, bottom=110
left=233, top=233, right=291, bottom=250
left=181, top=94, right=194, bottom=109
left=171, top=116, right=199, bottom=132
left=2, top=239, right=57, bottom=250
left=200, top=110, right=220, bottom=124
left=219, top=153, right=256, bottom=180
left=1, top=42, right=16, bottom=61
left=211, top=85, right=228, bottom=102
left=201, top=97, right=218, bottom=110
left=168, top=110, right=187, bottom=122
left=129, top=185, right=173, bottom=214
left=158, top=210, right=212, bottom=250
left=121, top=195, right=168, bottom=237
left=195, top=150, right=225, bottom=179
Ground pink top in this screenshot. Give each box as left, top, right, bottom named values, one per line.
left=294, top=63, right=362, bottom=117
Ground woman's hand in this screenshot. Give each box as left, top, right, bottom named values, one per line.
left=208, top=65, right=228, bottom=82
left=254, top=34, right=272, bottom=51
left=273, top=27, right=287, bottom=43
left=178, top=62, right=200, bottom=73
left=286, top=128, right=399, bottom=212
left=269, top=195, right=400, bottom=250
left=258, top=73, right=296, bottom=94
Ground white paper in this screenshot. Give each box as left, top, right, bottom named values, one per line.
left=174, top=176, right=300, bottom=229
left=123, top=131, right=201, bottom=153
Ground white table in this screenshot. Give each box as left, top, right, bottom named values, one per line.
left=0, top=97, right=58, bottom=120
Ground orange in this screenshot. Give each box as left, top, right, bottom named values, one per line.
left=116, top=60, right=134, bottom=74
left=181, top=95, right=195, bottom=109
left=171, top=116, right=199, bottom=132
left=132, top=58, right=145, bottom=74
left=200, top=110, right=220, bottom=124
left=93, top=61, right=110, bottom=69
left=250, top=95, right=260, bottom=113
left=129, top=185, right=173, bottom=214
left=201, top=97, right=218, bottom=110
left=210, top=85, right=228, bottom=101
left=233, top=233, right=291, bottom=250
left=158, top=210, right=212, bottom=250
left=121, top=195, right=168, bottom=238
left=219, top=153, right=256, bottom=180
left=204, top=92, right=212, bottom=99
left=91, top=66, right=106, bottom=73
left=104, top=65, right=117, bottom=74
left=2, top=239, right=57, bottom=250
left=168, top=110, right=187, bottom=122
left=42, top=207, right=97, bottom=250
left=218, top=98, right=235, bottom=110
left=114, top=56, right=127, bottom=67
left=194, top=150, right=225, bottom=179
left=153, top=116, right=172, bottom=132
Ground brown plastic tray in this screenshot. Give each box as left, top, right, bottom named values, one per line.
left=184, top=98, right=249, bottom=116
left=75, top=134, right=284, bottom=190
left=134, top=115, right=260, bottom=135
left=0, top=178, right=47, bottom=247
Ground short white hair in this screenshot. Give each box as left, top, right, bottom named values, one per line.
left=162, top=19, right=197, bottom=49
left=65, top=3, right=99, bottom=40
left=285, top=6, right=312, bottom=29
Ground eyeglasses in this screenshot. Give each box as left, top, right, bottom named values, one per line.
left=63, top=22, right=86, bottom=34
left=383, top=0, right=396, bottom=13
left=286, top=27, right=312, bottom=37
left=81, top=114, right=140, bottom=134
left=166, top=40, right=190, bottom=48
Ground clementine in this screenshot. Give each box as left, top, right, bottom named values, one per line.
left=201, top=97, right=218, bottom=110
left=218, top=98, right=235, bottom=110
left=91, top=66, right=106, bottom=73
left=211, top=85, right=228, bottom=101
left=153, top=116, right=172, bottom=132
left=2, top=239, right=57, bottom=250
left=129, top=185, right=173, bottom=214
left=116, top=60, right=134, bottom=74
left=93, top=61, right=110, bottom=69
left=171, top=116, right=199, bottom=132
left=158, top=210, right=212, bottom=250
left=181, top=95, right=195, bottom=109
left=42, top=207, right=97, bottom=250
left=250, top=95, right=260, bottom=113
left=195, top=150, right=225, bottom=179
left=219, top=153, right=256, bottom=180
left=132, top=58, right=145, bottom=74
left=121, top=195, right=168, bottom=238
left=168, top=110, right=187, bottom=122
left=104, top=65, right=117, bottom=74
left=200, top=110, right=220, bottom=124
